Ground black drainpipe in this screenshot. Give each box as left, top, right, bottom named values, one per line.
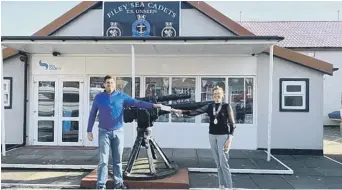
left=6, top=52, right=28, bottom=151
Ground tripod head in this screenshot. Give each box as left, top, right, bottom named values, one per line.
left=123, top=93, right=190, bottom=128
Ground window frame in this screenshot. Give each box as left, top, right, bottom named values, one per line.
left=199, top=76, right=256, bottom=125
left=143, top=75, right=198, bottom=123
left=279, top=78, right=309, bottom=112
left=3, top=77, right=13, bottom=109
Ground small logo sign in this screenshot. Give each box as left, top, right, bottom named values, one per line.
left=132, top=14, right=151, bottom=37
left=161, top=22, right=176, bottom=37
left=39, top=60, right=61, bottom=70
left=106, top=22, right=122, bottom=37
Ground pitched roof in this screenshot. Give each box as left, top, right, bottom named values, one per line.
left=240, top=21, right=342, bottom=48
left=2, top=1, right=334, bottom=75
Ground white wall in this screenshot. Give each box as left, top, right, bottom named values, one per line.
left=296, top=50, right=342, bottom=126
left=257, top=54, right=324, bottom=150
left=53, top=9, right=234, bottom=37
left=3, top=56, right=25, bottom=144
left=29, top=54, right=257, bottom=149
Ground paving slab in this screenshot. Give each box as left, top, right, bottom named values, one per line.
left=1, top=169, right=86, bottom=186
left=320, top=176, right=342, bottom=188
left=249, top=174, right=294, bottom=189
left=189, top=173, right=260, bottom=189
left=280, top=175, right=327, bottom=189
left=314, top=168, right=342, bottom=177
left=196, top=149, right=212, bottom=158
left=232, top=174, right=259, bottom=189
left=188, top=173, right=219, bottom=188
left=229, top=158, right=259, bottom=169
left=172, top=148, right=197, bottom=158
left=292, top=167, right=324, bottom=176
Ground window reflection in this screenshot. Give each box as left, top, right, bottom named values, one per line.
left=38, top=81, right=55, bottom=117
left=228, top=78, right=253, bottom=124
left=38, top=120, right=54, bottom=142
left=62, top=121, right=79, bottom=142
left=171, top=77, right=196, bottom=123
left=62, top=82, right=80, bottom=117
left=201, top=78, right=226, bottom=123
left=116, top=77, right=140, bottom=97
left=145, top=77, right=169, bottom=122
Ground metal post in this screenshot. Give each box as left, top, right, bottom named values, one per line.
left=1, top=46, right=6, bottom=156
left=267, top=45, right=274, bottom=162
left=131, top=45, right=136, bottom=144
left=340, top=93, right=342, bottom=136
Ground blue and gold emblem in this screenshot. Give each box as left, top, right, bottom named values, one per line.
left=132, top=14, right=151, bottom=37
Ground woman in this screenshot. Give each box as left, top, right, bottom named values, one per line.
left=181, top=86, right=236, bottom=189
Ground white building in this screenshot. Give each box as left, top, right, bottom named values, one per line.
left=1, top=1, right=336, bottom=155
left=241, top=21, right=342, bottom=126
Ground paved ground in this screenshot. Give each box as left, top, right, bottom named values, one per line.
left=1, top=148, right=287, bottom=170
left=2, top=127, right=342, bottom=189
left=324, top=126, right=342, bottom=164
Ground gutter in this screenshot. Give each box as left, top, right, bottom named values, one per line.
left=1, top=35, right=285, bottom=42
left=6, top=52, right=28, bottom=151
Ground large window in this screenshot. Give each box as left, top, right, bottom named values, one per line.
left=279, top=78, right=309, bottom=112
left=171, top=77, right=196, bottom=123
left=228, top=78, right=254, bottom=124
left=201, top=77, right=226, bottom=123
left=87, top=76, right=255, bottom=125
left=145, top=77, right=169, bottom=122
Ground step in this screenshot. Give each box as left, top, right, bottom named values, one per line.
left=80, top=168, right=190, bottom=189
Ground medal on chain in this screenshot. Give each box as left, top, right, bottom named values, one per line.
left=213, top=103, right=222, bottom=124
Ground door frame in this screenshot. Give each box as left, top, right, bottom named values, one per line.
left=32, top=75, right=85, bottom=146
left=32, top=75, right=59, bottom=146
left=57, top=76, right=85, bottom=146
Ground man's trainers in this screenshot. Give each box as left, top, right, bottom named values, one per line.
left=114, top=183, right=127, bottom=189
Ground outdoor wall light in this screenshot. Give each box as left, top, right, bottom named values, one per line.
left=52, top=51, right=61, bottom=57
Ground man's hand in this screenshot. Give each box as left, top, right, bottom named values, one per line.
left=153, top=104, right=163, bottom=108
left=224, top=137, right=232, bottom=152
left=87, top=132, right=93, bottom=141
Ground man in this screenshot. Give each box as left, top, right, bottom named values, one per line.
left=87, top=75, right=168, bottom=189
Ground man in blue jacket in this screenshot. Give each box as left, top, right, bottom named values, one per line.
left=87, top=75, right=165, bottom=189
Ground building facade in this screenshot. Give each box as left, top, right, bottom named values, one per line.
left=241, top=21, right=342, bottom=126
left=2, top=1, right=335, bottom=155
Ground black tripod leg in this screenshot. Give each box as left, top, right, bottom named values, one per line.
left=135, top=144, right=141, bottom=161
left=150, top=139, right=157, bottom=160
left=150, top=138, right=172, bottom=169
left=145, top=138, right=156, bottom=175
left=124, top=136, right=143, bottom=174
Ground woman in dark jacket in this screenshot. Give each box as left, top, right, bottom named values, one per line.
left=180, top=86, right=236, bottom=189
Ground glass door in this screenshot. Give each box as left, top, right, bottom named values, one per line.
left=33, top=77, right=58, bottom=145
left=58, top=77, right=84, bottom=146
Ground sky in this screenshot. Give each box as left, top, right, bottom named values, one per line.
left=1, top=1, right=342, bottom=36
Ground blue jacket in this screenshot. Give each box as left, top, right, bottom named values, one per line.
left=87, top=90, right=153, bottom=132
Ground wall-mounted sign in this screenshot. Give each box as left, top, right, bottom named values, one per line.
left=39, top=60, right=61, bottom=71
left=103, top=1, right=180, bottom=37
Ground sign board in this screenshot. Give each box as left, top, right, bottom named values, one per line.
left=103, top=1, right=180, bottom=37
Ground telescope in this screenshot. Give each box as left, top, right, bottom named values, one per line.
left=122, top=93, right=213, bottom=180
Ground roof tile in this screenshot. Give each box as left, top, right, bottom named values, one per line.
left=240, top=21, right=342, bottom=48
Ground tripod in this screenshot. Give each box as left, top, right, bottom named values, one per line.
left=123, top=125, right=177, bottom=180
